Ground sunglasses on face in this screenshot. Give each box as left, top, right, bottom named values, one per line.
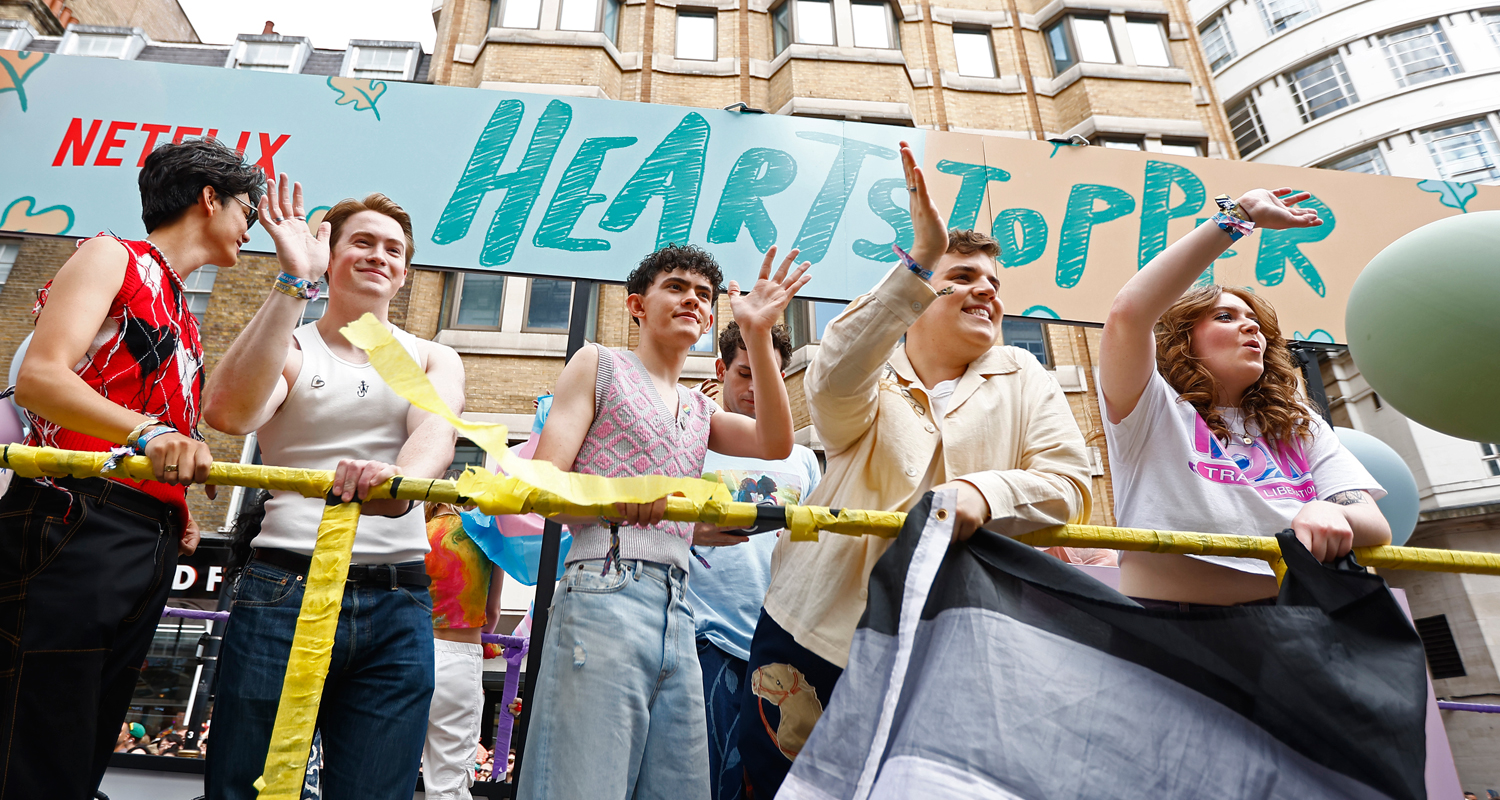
left=224, top=193, right=258, bottom=229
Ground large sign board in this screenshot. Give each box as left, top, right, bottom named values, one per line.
left=3, top=49, right=1497, bottom=340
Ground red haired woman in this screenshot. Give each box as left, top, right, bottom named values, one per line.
left=1100, top=188, right=1390, bottom=607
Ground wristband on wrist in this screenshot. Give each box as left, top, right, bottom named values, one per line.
left=1211, top=211, right=1255, bottom=242
left=273, top=271, right=321, bottom=301
left=126, top=418, right=162, bottom=449
left=134, top=425, right=177, bottom=454
left=891, top=244, right=933, bottom=281
left=1214, top=194, right=1253, bottom=223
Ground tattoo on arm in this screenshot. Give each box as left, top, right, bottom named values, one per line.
left=1327, top=491, right=1369, bottom=506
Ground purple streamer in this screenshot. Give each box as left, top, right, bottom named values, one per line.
left=1436, top=701, right=1500, bottom=714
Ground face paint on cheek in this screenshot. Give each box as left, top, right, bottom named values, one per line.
left=935, top=287, right=956, bottom=297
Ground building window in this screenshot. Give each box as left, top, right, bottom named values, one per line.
left=0, top=239, right=18, bottom=285
left=1321, top=147, right=1388, bottom=175
left=450, top=273, right=506, bottom=329
left=1096, top=137, right=1143, bottom=150
left=1256, top=0, right=1318, bottom=35
left=851, top=0, right=898, bottom=50
left=493, top=0, right=543, bottom=29
left=787, top=299, right=847, bottom=348
left=952, top=27, right=997, bottom=78
left=602, top=0, right=621, bottom=42
left=1486, top=11, right=1500, bottom=51
left=1126, top=19, right=1171, bottom=67
left=182, top=264, right=217, bottom=323
left=795, top=0, right=836, bottom=46
left=1200, top=13, right=1236, bottom=71
left=1413, top=615, right=1467, bottom=680
left=559, top=0, right=597, bottom=31
left=1160, top=140, right=1203, bottom=157
left=1382, top=22, right=1461, bottom=88
left=675, top=10, right=717, bottom=60
left=523, top=279, right=574, bottom=332
left=1482, top=443, right=1500, bottom=477
left=772, top=1, right=792, bottom=54
left=450, top=441, right=487, bottom=473
left=1228, top=95, right=1267, bottom=155
left=691, top=326, right=716, bottom=354
left=1044, top=16, right=1116, bottom=75
left=1425, top=119, right=1500, bottom=184
left=1287, top=53, right=1358, bottom=123
left=1002, top=319, right=1050, bottom=366
left=347, top=46, right=415, bottom=80
left=234, top=41, right=302, bottom=72
left=66, top=33, right=132, bottom=59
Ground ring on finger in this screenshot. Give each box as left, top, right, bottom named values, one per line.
left=274, top=217, right=284, bottom=224
left=164, top=464, right=179, bottom=473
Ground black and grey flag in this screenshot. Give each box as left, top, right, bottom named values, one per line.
left=780, top=490, right=1430, bottom=800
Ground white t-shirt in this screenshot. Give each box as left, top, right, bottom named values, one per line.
left=1105, top=371, right=1384, bottom=576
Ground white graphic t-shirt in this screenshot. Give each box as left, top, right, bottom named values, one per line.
left=1105, top=371, right=1384, bottom=575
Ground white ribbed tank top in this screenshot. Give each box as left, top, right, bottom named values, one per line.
left=252, top=322, right=428, bottom=563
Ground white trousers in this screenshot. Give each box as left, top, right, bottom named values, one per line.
left=423, top=638, right=484, bottom=800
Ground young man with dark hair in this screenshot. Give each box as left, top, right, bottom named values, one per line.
left=738, top=144, right=1100, bottom=796
left=201, top=176, right=464, bottom=800
left=690, top=321, right=821, bottom=800
left=516, top=244, right=810, bottom=799
left=1, top=137, right=262, bottom=799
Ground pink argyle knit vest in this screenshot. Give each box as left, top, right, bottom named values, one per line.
left=565, top=344, right=714, bottom=572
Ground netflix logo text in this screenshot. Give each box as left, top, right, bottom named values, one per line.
left=52, top=118, right=291, bottom=174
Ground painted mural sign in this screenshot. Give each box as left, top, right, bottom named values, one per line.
left=3, top=49, right=1497, bottom=341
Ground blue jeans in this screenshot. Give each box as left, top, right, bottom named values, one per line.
left=205, top=560, right=435, bottom=800
left=517, top=560, right=709, bottom=800
left=698, top=639, right=748, bottom=800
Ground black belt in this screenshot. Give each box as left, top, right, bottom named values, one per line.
left=251, top=548, right=431, bottom=589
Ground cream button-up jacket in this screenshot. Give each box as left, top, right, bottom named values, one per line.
left=762, top=265, right=1094, bottom=668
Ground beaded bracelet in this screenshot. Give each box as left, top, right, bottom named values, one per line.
left=890, top=244, right=933, bottom=281
left=273, top=271, right=321, bottom=301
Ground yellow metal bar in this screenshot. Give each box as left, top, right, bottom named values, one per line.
left=6, top=444, right=1500, bottom=577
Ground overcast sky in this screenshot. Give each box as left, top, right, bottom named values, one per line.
left=178, top=0, right=437, bottom=51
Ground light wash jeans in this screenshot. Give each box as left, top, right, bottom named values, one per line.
left=517, top=559, right=710, bottom=800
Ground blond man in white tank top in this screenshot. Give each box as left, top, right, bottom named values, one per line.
left=201, top=177, right=464, bottom=800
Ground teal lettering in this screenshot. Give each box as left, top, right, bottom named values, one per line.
left=707, top=147, right=797, bottom=251
left=533, top=136, right=637, bottom=252
left=599, top=112, right=711, bottom=248
left=792, top=132, right=898, bottom=263
left=433, top=99, right=572, bottom=266
left=852, top=178, right=912, bottom=261
left=1255, top=194, right=1334, bottom=297
left=1055, top=184, right=1136, bottom=288
left=991, top=208, right=1047, bottom=268
left=1137, top=160, right=1205, bottom=269
left=936, top=160, right=1011, bottom=229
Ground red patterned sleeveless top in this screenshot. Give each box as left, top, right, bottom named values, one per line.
left=26, top=234, right=204, bottom=531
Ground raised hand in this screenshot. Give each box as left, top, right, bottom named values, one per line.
left=1237, top=187, right=1323, bottom=231
left=260, top=173, right=332, bottom=281
left=900, top=140, right=949, bottom=271
left=730, top=245, right=812, bottom=335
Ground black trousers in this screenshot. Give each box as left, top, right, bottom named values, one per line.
left=0, top=476, right=178, bottom=800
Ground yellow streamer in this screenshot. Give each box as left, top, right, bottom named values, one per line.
left=341, top=314, right=727, bottom=511
left=255, top=500, right=364, bottom=799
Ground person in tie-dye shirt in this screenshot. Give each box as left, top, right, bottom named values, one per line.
left=423, top=501, right=502, bottom=800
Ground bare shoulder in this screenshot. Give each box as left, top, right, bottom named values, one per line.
left=57, top=236, right=130, bottom=281
left=415, top=337, right=463, bottom=370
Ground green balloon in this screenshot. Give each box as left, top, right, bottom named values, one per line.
left=1346, top=211, right=1500, bottom=443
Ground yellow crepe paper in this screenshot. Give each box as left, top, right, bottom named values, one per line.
left=255, top=500, right=364, bottom=799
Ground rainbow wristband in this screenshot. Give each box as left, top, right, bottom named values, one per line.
left=1212, top=211, right=1255, bottom=242
left=891, top=244, right=933, bottom=281
left=133, top=425, right=176, bottom=454
left=273, top=271, right=321, bottom=301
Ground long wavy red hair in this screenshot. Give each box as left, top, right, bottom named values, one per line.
left=1154, top=286, right=1313, bottom=449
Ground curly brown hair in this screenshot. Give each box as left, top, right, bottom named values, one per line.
left=1155, top=286, right=1313, bottom=449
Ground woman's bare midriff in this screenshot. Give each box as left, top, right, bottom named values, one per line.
left=434, top=627, right=483, bottom=645
left=1117, top=551, right=1279, bottom=605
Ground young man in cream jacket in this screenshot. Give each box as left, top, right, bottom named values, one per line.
left=738, top=142, right=1104, bottom=797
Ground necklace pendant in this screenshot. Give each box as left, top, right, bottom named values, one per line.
left=1242, top=435, right=1253, bottom=445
